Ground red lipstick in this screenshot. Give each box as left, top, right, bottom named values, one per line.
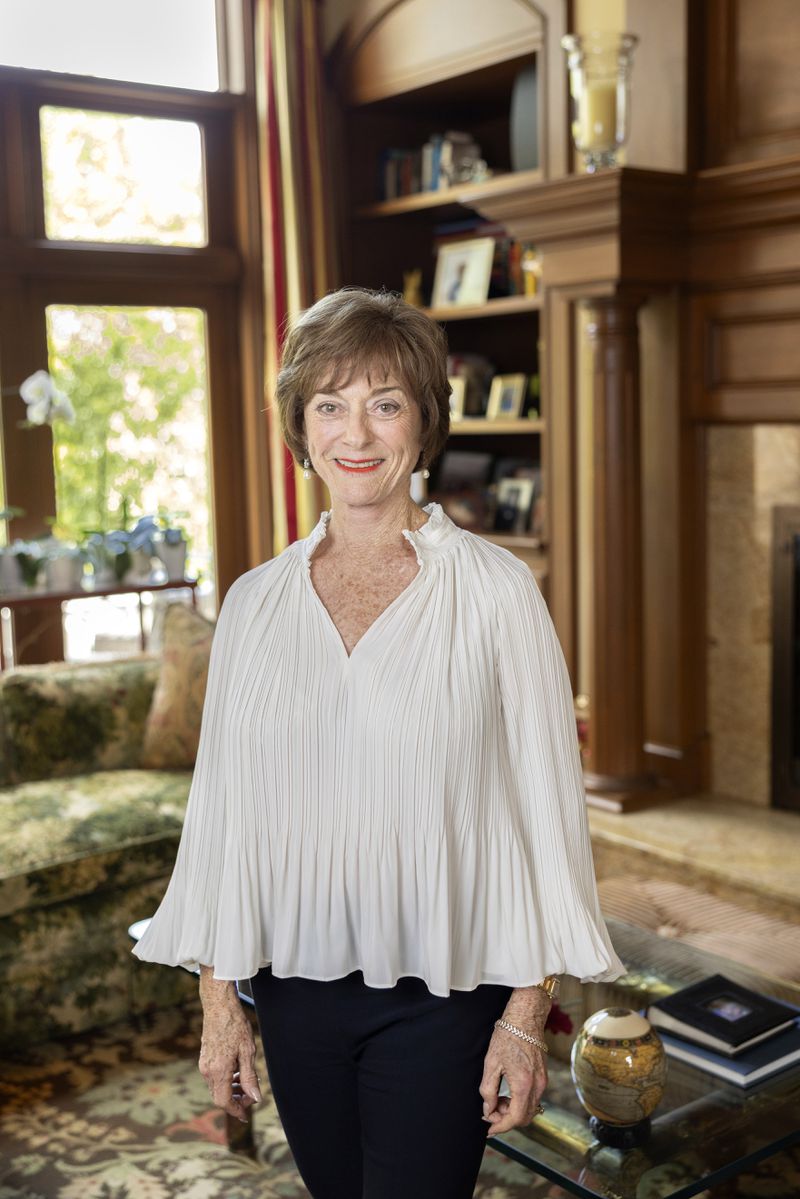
left=334, top=458, right=383, bottom=473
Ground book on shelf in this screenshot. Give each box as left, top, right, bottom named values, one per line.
left=382, top=130, right=486, bottom=200
left=647, top=974, right=798, bottom=1057
left=657, top=1020, right=800, bottom=1088
left=508, top=240, right=523, bottom=294
left=379, top=147, right=422, bottom=200
left=489, top=239, right=509, bottom=298
left=421, top=137, right=438, bottom=191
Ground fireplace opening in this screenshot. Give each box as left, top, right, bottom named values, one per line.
left=771, top=506, right=800, bottom=810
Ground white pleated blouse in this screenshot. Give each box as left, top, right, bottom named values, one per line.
left=133, top=500, right=625, bottom=995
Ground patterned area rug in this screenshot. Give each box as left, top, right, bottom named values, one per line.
left=1, top=999, right=798, bottom=1198
left=0, top=999, right=554, bottom=1198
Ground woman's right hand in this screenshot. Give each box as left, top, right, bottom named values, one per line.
left=198, top=966, right=262, bottom=1123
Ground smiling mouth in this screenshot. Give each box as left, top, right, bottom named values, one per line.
left=334, top=458, right=384, bottom=471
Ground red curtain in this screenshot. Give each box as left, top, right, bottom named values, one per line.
left=255, top=0, right=337, bottom=553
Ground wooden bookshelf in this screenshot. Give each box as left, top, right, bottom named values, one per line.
left=483, top=532, right=545, bottom=551
left=449, top=417, right=544, bottom=435
left=423, top=295, right=542, bottom=321
left=332, top=6, right=562, bottom=590
left=355, top=168, right=544, bottom=218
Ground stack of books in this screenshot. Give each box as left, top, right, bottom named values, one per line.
left=647, top=974, right=800, bottom=1088
left=379, top=131, right=485, bottom=200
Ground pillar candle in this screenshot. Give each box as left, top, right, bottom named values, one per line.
left=578, top=80, right=618, bottom=150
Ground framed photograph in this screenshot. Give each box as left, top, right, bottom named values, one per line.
left=486, top=373, right=527, bottom=420
left=493, top=476, right=535, bottom=534
left=431, top=237, right=495, bottom=308
left=448, top=376, right=466, bottom=420
left=437, top=450, right=493, bottom=490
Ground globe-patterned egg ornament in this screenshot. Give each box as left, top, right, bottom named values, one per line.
left=571, top=1007, right=667, bottom=1133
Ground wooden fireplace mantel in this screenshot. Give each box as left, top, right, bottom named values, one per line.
left=462, top=159, right=800, bottom=810
left=466, top=166, right=691, bottom=277
left=462, top=168, right=695, bottom=810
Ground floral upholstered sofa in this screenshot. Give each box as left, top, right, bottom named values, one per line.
left=0, top=603, right=214, bottom=1049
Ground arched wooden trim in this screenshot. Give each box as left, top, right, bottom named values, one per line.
left=332, top=0, right=569, bottom=178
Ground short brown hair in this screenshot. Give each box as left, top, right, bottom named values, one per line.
left=275, top=287, right=451, bottom=476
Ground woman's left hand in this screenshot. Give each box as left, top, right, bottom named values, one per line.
left=479, top=991, right=550, bottom=1135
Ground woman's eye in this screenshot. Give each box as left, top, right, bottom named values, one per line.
left=313, top=399, right=400, bottom=415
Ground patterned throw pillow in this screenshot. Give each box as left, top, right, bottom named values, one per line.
left=140, top=603, right=216, bottom=770
left=0, top=656, right=159, bottom=786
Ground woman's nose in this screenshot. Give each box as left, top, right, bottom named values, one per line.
left=343, top=410, right=371, bottom=444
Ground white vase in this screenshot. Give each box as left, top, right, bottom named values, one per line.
left=156, top=540, right=187, bottom=582
left=0, top=551, right=23, bottom=593
left=124, top=548, right=154, bottom=582
left=45, top=554, right=84, bottom=592
left=92, top=565, right=117, bottom=587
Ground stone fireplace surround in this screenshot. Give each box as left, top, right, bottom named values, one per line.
left=707, top=427, right=800, bottom=807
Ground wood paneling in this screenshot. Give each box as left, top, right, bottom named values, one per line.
left=701, top=0, right=800, bottom=167
left=625, top=0, right=687, bottom=173
left=714, top=317, right=800, bottom=385
left=690, top=286, right=800, bottom=422
left=735, top=1, right=799, bottom=142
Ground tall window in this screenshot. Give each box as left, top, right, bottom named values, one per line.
left=40, top=107, right=207, bottom=246
left=0, top=0, right=220, bottom=90
left=46, top=305, right=212, bottom=567
left=0, top=4, right=260, bottom=666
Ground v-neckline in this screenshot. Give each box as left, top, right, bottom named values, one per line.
left=305, top=561, right=425, bottom=663
left=298, top=502, right=461, bottom=665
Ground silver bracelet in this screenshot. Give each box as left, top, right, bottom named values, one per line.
left=494, top=1019, right=549, bottom=1054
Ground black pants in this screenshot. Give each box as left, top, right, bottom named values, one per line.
left=250, top=965, right=514, bottom=1199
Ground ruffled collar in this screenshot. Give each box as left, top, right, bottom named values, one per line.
left=299, top=501, right=463, bottom=567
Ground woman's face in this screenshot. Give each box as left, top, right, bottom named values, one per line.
left=303, top=368, right=423, bottom=508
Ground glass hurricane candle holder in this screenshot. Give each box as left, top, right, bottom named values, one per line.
left=561, top=32, right=639, bottom=173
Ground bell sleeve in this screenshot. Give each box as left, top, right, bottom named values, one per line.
left=494, top=560, right=626, bottom=983
left=132, top=574, right=247, bottom=976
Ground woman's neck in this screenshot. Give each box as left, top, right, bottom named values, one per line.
left=322, top=497, right=429, bottom=562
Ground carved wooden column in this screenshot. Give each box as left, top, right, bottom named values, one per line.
left=582, top=293, right=657, bottom=808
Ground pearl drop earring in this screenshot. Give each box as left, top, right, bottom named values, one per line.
left=302, top=457, right=312, bottom=480
left=422, top=467, right=430, bottom=479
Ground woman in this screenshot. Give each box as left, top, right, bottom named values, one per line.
left=134, top=287, right=625, bottom=1198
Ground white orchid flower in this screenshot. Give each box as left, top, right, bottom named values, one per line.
left=25, top=396, right=53, bottom=424
left=18, top=370, right=75, bottom=425
left=50, top=391, right=75, bottom=424
left=19, top=370, right=55, bottom=412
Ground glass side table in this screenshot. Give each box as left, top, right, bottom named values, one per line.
left=487, top=919, right=800, bottom=1199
